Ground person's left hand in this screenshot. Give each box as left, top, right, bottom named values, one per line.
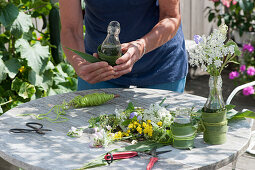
left=113, top=41, right=145, bottom=79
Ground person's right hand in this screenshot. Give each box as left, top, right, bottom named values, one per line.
left=71, top=54, right=116, bottom=84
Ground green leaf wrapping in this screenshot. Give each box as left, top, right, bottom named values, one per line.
left=201, top=110, right=228, bottom=145
left=20, top=93, right=116, bottom=123
left=68, top=93, right=115, bottom=108
left=67, top=47, right=101, bottom=63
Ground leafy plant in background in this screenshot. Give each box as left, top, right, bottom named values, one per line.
left=229, top=42, right=255, bottom=96
left=0, top=0, right=77, bottom=114
left=206, top=0, right=255, bottom=36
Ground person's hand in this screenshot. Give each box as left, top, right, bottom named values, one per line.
left=71, top=54, right=115, bottom=84
left=113, top=40, right=145, bottom=79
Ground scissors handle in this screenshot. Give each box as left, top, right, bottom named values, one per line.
left=146, top=157, right=158, bottom=170
left=9, top=122, right=52, bottom=134
left=26, top=122, right=43, bottom=129
left=9, top=129, right=34, bottom=133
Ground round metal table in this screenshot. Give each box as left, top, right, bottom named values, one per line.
left=0, top=88, right=251, bottom=170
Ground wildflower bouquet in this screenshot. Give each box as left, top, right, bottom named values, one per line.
left=189, top=24, right=241, bottom=111
left=229, top=43, right=255, bottom=96
left=189, top=24, right=241, bottom=76
left=87, top=101, right=174, bottom=148
left=188, top=24, right=241, bottom=145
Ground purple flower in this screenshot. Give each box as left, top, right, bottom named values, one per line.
left=137, top=115, right=142, bottom=121
left=194, top=35, right=203, bottom=44
left=129, top=112, right=138, bottom=119
left=243, top=86, right=255, bottom=96
left=229, top=71, right=239, bottom=79
left=247, top=66, right=255, bottom=76
left=240, top=65, right=246, bottom=72
left=242, top=44, right=254, bottom=53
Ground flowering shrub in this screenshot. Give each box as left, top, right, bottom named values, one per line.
left=206, top=0, right=255, bottom=36
left=229, top=43, right=255, bottom=96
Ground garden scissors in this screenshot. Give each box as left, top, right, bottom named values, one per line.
left=104, top=148, right=171, bottom=167
left=146, top=147, right=172, bottom=170
left=9, top=122, right=52, bottom=135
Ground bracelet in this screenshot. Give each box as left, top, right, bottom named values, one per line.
left=136, top=39, right=146, bottom=58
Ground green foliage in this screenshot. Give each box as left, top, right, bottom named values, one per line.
left=0, top=0, right=77, bottom=114
left=206, top=0, right=255, bottom=36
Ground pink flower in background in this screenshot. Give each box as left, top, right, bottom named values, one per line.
left=221, top=0, right=238, bottom=8
left=240, top=65, right=246, bottom=72
left=247, top=66, right=255, bottom=76
left=229, top=71, right=239, bottom=79
left=243, top=86, right=255, bottom=96
left=243, top=44, right=254, bottom=52
left=232, top=0, right=237, bottom=5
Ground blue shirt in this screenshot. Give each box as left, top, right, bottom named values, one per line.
left=84, top=0, right=188, bottom=86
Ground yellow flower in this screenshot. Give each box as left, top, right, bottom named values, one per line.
left=148, top=131, right=153, bottom=137
left=114, top=131, right=122, bottom=140
left=136, top=126, right=142, bottom=134
left=19, top=66, right=25, bottom=73
left=157, top=121, right=162, bottom=127
left=128, top=123, right=133, bottom=129
left=127, top=129, right=130, bottom=134
left=142, top=122, right=146, bottom=128
left=147, top=120, right=151, bottom=124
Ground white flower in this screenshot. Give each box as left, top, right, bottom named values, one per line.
left=142, top=103, right=172, bottom=125
left=188, top=24, right=239, bottom=76
left=131, top=140, right=138, bottom=145
left=67, top=126, right=83, bottom=137
left=214, top=59, right=223, bottom=68
left=115, top=108, right=126, bottom=121
left=106, top=125, right=112, bottom=131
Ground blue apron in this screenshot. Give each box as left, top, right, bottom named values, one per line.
left=84, top=0, right=188, bottom=86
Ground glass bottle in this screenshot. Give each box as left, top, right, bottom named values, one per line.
left=101, top=21, right=121, bottom=57
left=174, top=108, right=191, bottom=125
left=203, top=75, right=225, bottom=113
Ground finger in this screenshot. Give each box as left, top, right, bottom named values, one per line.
left=83, top=66, right=114, bottom=83
left=116, top=49, right=134, bottom=65
left=121, top=43, right=130, bottom=50
left=114, top=58, right=134, bottom=72
left=89, top=70, right=116, bottom=84
left=80, top=61, right=110, bottom=74
left=93, top=53, right=99, bottom=58
left=113, top=66, right=133, bottom=78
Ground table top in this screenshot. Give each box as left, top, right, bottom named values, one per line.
left=0, top=88, right=251, bottom=170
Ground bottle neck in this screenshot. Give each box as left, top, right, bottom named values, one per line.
left=204, top=75, right=225, bottom=112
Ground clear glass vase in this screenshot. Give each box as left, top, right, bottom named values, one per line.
left=101, top=21, right=121, bottom=57
left=203, top=75, right=225, bottom=113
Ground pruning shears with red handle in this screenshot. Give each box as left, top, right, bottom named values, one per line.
left=104, top=151, right=138, bottom=164
left=104, top=148, right=171, bottom=169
